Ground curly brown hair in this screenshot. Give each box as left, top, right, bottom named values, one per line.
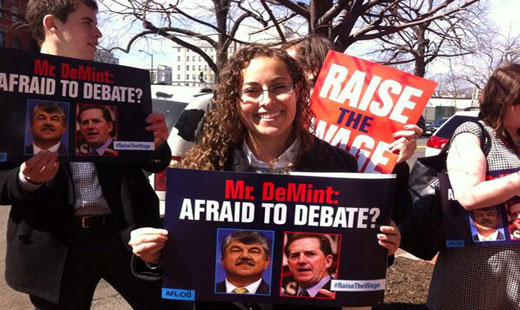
left=181, top=45, right=314, bottom=171
left=480, top=63, right=520, bottom=137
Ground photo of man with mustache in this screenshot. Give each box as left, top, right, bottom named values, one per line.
left=470, top=206, right=505, bottom=242
left=24, top=100, right=68, bottom=155
left=215, top=230, right=272, bottom=295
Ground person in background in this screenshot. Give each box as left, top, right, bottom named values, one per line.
left=427, top=63, right=520, bottom=309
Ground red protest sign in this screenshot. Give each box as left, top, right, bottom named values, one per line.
left=311, top=51, right=437, bottom=173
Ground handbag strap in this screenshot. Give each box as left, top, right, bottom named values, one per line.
left=439, top=120, right=491, bottom=157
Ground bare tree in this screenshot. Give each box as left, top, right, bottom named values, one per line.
left=459, top=27, right=520, bottom=89
left=99, top=0, right=275, bottom=75
left=365, top=0, right=484, bottom=77
left=99, top=0, right=481, bottom=77
left=271, top=0, right=480, bottom=52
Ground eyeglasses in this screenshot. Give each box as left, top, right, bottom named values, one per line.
left=238, top=83, right=295, bottom=103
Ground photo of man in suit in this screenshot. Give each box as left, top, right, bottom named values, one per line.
left=215, top=230, right=271, bottom=295
left=470, top=206, right=505, bottom=242
left=24, top=101, right=68, bottom=155
left=282, top=233, right=338, bottom=299
left=76, top=104, right=118, bottom=156
left=506, top=199, right=520, bottom=240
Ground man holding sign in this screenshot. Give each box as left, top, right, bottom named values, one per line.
left=0, top=0, right=177, bottom=309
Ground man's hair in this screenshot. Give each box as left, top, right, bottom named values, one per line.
left=221, top=231, right=270, bottom=260
left=31, top=101, right=66, bottom=125
left=283, top=233, right=333, bottom=258
left=479, top=63, right=520, bottom=138
left=470, top=206, right=500, bottom=220
left=78, top=105, right=113, bottom=124
left=26, top=0, right=98, bottom=45
left=506, top=198, right=520, bottom=215
left=282, top=35, right=336, bottom=86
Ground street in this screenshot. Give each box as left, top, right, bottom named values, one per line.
left=0, top=138, right=427, bottom=309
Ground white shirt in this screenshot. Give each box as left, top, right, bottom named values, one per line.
left=242, top=139, right=300, bottom=169
left=475, top=229, right=502, bottom=241
left=32, top=142, right=62, bottom=154
left=297, top=275, right=331, bottom=297
left=225, top=277, right=263, bottom=294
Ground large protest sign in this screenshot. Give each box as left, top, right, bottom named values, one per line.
left=311, top=51, right=437, bottom=173
left=442, top=169, right=520, bottom=247
left=0, top=47, right=154, bottom=163
left=162, top=168, right=395, bottom=307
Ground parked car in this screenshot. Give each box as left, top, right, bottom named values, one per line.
left=424, top=117, right=448, bottom=136
left=424, top=110, right=479, bottom=157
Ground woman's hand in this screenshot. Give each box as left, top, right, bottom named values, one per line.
left=377, top=220, right=401, bottom=255
left=129, top=227, right=168, bottom=264
left=389, top=124, right=423, bottom=163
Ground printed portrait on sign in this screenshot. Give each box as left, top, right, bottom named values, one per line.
left=24, top=99, right=69, bottom=156
left=506, top=198, right=520, bottom=240
left=214, top=229, right=274, bottom=296
left=280, top=232, right=341, bottom=299
left=75, top=104, right=118, bottom=157
left=468, top=206, right=506, bottom=242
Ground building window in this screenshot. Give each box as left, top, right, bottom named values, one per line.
left=177, top=74, right=181, bottom=80
left=186, top=74, right=189, bottom=80
left=198, top=65, right=201, bottom=71
left=204, top=65, right=207, bottom=70
left=177, top=65, right=181, bottom=70
left=12, top=37, right=21, bottom=49
left=192, top=56, right=196, bottom=61
left=192, top=65, right=195, bottom=71
left=199, top=56, right=202, bottom=61
left=186, top=65, right=189, bottom=71
left=177, top=56, right=181, bottom=61
left=186, top=56, right=189, bottom=62
left=177, top=47, right=181, bottom=52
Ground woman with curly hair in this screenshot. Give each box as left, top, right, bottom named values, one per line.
left=129, top=45, right=400, bottom=310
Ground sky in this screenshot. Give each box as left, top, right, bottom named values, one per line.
left=489, top=0, right=520, bottom=36
left=98, top=0, right=520, bottom=70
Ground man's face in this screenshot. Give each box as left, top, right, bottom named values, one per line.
left=52, top=3, right=102, bottom=60
left=509, top=203, right=520, bottom=230
left=30, top=109, right=66, bottom=146
left=221, top=240, right=270, bottom=282
left=79, top=108, right=113, bottom=147
left=287, top=237, right=333, bottom=288
left=472, top=208, right=500, bottom=232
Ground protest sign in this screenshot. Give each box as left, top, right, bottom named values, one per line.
left=162, top=168, right=395, bottom=307
left=442, top=169, right=520, bottom=247
left=311, top=51, right=437, bottom=173
left=0, top=47, right=154, bottom=162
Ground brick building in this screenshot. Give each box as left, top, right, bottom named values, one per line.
left=0, top=0, right=38, bottom=52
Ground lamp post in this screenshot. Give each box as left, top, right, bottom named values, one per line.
left=139, top=49, right=154, bottom=83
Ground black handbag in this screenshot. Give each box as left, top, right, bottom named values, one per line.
left=399, top=121, right=490, bottom=260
